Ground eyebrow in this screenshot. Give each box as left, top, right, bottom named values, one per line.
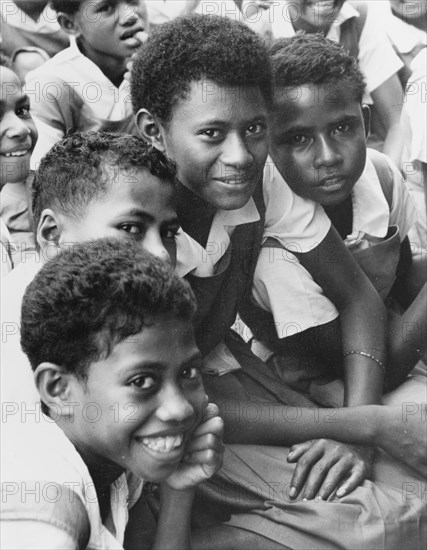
left=123, top=351, right=203, bottom=373
left=116, top=209, right=179, bottom=224
left=0, top=93, right=30, bottom=109
left=195, top=114, right=268, bottom=127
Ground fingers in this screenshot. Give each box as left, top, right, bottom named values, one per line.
left=287, top=440, right=315, bottom=462
left=335, top=465, right=366, bottom=499
left=289, top=440, right=368, bottom=501
left=184, top=432, right=224, bottom=456
left=134, top=30, right=149, bottom=44
left=200, top=402, right=221, bottom=426
left=288, top=440, right=326, bottom=498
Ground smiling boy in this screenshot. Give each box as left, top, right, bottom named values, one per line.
left=1, top=131, right=195, bottom=407
left=1, top=239, right=223, bottom=549
left=131, top=13, right=426, bottom=550
left=25, top=0, right=148, bottom=165
left=0, top=54, right=38, bottom=273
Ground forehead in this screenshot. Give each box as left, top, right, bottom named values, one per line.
left=89, top=318, right=199, bottom=377
left=168, top=80, right=268, bottom=124
left=271, top=83, right=360, bottom=124
left=91, top=165, right=175, bottom=208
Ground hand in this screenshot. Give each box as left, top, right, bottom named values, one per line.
left=123, top=30, right=149, bottom=82
left=287, top=439, right=373, bottom=500
left=377, top=404, right=427, bottom=478
left=165, top=402, right=224, bottom=491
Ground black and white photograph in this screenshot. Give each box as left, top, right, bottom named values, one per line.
left=1, top=1, right=426, bottom=548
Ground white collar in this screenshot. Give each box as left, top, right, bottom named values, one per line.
left=175, top=198, right=260, bottom=277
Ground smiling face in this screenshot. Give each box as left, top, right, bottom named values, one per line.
left=72, top=0, right=147, bottom=62
left=269, top=82, right=368, bottom=206
left=290, top=0, right=345, bottom=33
left=53, top=167, right=179, bottom=266
left=157, top=80, right=269, bottom=211
left=62, top=316, right=205, bottom=482
left=0, top=66, right=38, bottom=187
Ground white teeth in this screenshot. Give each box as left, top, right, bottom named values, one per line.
left=3, top=150, right=28, bottom=157
left=141, top=434, right=184, bottom=453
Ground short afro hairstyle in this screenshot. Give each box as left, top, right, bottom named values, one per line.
left=269, top=33, right=366, bottom=103
left=21, top=238, right=197, bottom=379
left=32, top=131, right=177, bottom=232
left=131, top=13, right=272, bottom=123
left=49, top=1, right=82, bottom=15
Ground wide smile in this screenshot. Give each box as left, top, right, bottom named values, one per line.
left=1, top=147, right=31, bottom=158
left=135, top=432, right=187, bottom=462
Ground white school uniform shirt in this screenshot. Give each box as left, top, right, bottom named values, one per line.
left=252, top=150, right=415, bottom=339
left=1, top=414, right=143, bottom=549
left=270, top=1, right=403, bottom=104
left=26, top=38, right=135, bottom=167
left=400, top=48, right=427, bottom=249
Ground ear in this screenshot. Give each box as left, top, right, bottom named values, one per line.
left=361, top=104, right=371, bottom=139
left=57, top=12, right=81, bottom=37
left=37, top=208, right=61, bottom=249
left=34, top=362, right=76, bottom=418
left=135, top=109, right=166, bottom=153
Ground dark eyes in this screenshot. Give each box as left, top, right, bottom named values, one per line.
left=129, top=365, right=201, bottom=391
left=289, top=135, right=308, bottom=145
left=334, top=123, right=351, bottom=134
left=130, top=375, right=155, bottom=389
left=181, top=366, right=201, bottom=380
left=120, top=223, right=142, bottom=235
left=17, top=105, right=31, bottom=118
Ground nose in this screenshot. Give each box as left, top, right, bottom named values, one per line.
left=221, top=132, right=253, bottom=170
left=313, top=135, right=342, bottom=168
left=143, top=229, right=170, bottom=263
left=3, top=112, right=31, bottom=141
left=156, top=384, right=195, bottom=423
left=119, top=1, right=139, bottom=26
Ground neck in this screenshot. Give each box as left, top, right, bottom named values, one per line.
left=76, top=39, right=126, bottom=88
left=176, top=181, right=216, bottom=248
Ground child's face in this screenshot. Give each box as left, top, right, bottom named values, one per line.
left=55, top=167, right=179, bottom=266
left=290, top=1, right=345, bottom=32
left=157, top=81, right=269, bottom=211
left=64, top=317, right=205, bottom=482
left=0, top=66, right=37, bottom=187
left=73, top=0, right=147, bottom=62
left=268, top=82, right=368, bottom=206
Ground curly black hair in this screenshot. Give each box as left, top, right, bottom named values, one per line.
left=32, top=131, right=177, bottom=232
left=49, top=1, right=82, bottom=15
left=21, top=238, right=197, bottom=378
left=131, top=13, right=272, bottom=122
left=269, top=33, right=366, bottom=103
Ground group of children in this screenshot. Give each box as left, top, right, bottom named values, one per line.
left=1, top=2, right=426, bottom=549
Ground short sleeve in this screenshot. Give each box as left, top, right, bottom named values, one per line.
left=1, top=484, right=91, bottom=550
left=357, top=5, right=403, bottom=93
left=253, top=248, right=339, bottom=336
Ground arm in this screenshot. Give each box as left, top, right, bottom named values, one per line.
left=295, top=226, right=387, bottom=407
left=215, top=398, right=426, bottom=477
left=152, top=404, right=224, bottom=550
left=371, top=73, right=404, bottom=166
